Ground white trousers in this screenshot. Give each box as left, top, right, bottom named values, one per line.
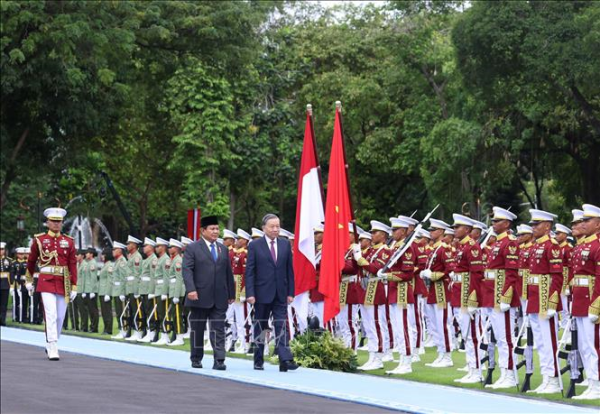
left=425, top=303, right=452, bottom=353
left=226, top=304, right=235, bottom=339
left=311, top=301, right=325, bottom=328
left=575, top=316, right=600, bottom=381
left=454, top=308, right=481, bottom=369
left=231, top=301, right=252, bottom=344
left=291, top=291, right=309, bottom=334
left=41, top=292, right=67, bottom=343
left=360, top=304, right=389, bottom=353
left=490, top=308, right=517, bottom=370
left=389, top=303, right=414, bottom=356
left=529, top=313, right=559, bottom=377
left=336, top=304, right=360, bottom=350
left=409, top=297, right=425, bottom=349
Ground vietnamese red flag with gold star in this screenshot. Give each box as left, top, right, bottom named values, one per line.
left=319, top=107, right=352, bottom=324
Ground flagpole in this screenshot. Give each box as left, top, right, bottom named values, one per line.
left=335, top=101, right=359, bottom=241
left=307, top=104, right=325, bottom=210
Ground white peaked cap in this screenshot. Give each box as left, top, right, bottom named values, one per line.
left=571, top=209, right=584, bottom=223
left=143, top=237, right=156, bottom=247
left=529, top=209, right=558, bottom=223
left=16, top=247, right=27, bottom=254
left=314, top=224, right=324, bottom=233
left=237, top=229, right=251, bottom=241
left=444, top=228, right=455, bottom=236
left=155, top=237, right=169, bottom=246
left=390, top=217, right=410, bottom=229
left=279, top=228, right=293, bottom=239
left=452, top=214, right=476, bottom=227
left=169, top=238, right=183, bottom=248
left=398, top=215, right=418, bottom=226
left=417, top=229, right=431, bottom=239
left=472, top=220, right=488, bottom=231
left=222, top=229, right=237, bottom=240
left=370, top=220, right=391, bottom=235
left=217, top=238, right=224, bottom=244
left=555, top=223, right=571, bottom=235
left=429, top=218, right=450, bottom=230
left=127, top=235, right=142, bottom=244
left=0, top=242, right=6, bottom=249
left=44, top=207, right=67, bottom=220
left=516, top=224, right=533, bottom=235
left=251, top=228, right=264, bottom=238
left=112, top=241, right=127, bottom=250
left=492, top=207, right=517, bottom=221
left=358, top=230, right=372, bottom=240
left=181, top=236, right=193, bottom=245
left=582, top=204, right=600, bottom=218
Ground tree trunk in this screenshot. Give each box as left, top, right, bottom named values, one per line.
left=228, top=190, right=236, bottom=230
left=0, top=128, right=30, bottom=208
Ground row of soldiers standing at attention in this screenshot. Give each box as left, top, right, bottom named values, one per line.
left=1, top=203, right=598, bottom=400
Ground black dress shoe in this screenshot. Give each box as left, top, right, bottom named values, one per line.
left=254, top=363, right=264, bottom=370
left=279, top=360, right=299, bottom=372
left=191, top=361, right=203, bottom=369
left=213, top=360, right=226, bottom=371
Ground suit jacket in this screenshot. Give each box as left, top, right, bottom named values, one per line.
left=245, top=237, right=295, bottom=304
left=182, top=239, right=235, bottom=309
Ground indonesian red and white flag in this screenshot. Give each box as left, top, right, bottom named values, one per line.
left=293, top=111, right=325, bottom=298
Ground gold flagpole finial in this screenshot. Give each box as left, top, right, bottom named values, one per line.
left=335, top=101, right=342, bottom=111
left=306, top=104, right=313, bottom=115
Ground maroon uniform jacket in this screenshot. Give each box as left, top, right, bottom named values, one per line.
left=483, top=232, right=520, bottom=309
left=525, top=234, right=563, bottom=315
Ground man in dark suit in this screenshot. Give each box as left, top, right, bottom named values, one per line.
left=246, top=213, right=298, bottom=372
left=182, top=215, right=235, bottom=370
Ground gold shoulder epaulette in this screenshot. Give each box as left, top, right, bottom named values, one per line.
left=551, top=238, right=558, bottom=245
left=508, top=234, right=517, bottom=240
left=62, top=234, right=74, bottom=240
left=34, top=233, right=45, bottom=238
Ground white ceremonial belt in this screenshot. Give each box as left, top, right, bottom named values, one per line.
left=113, top=281, right=121, bottom=286
left=40, top=266, right=65, bottom=275
left=170, top=278, right=176, bottom=284
left=20, top=276, right=27, bottom=281
left=484, top=270, right=497, bottom=280
left=342, top=275, right=357, bottom=283
left=141, top=277, right=151, bottom=282
left=451, top=274, right=464, bottom=283
left=527, top=276, right=540, bottom=285
left=156, top=279, right=164, bottom=284
left=572, top=275, right=590, bottom=287
left=126, top=276, right=135, bottom=281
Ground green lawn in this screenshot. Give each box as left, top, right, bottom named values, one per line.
left=5, top=314, right=598, bottom=408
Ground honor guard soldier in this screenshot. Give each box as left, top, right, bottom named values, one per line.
left=555, top=223, right=573, bottom=328
left=450, top=214, right=484, bottom=383
left=13, top=247, right=28, bottom=323
left=353, top=220, right=392, bottom=371
left=421, top=218, right=455, bottom=369
left=231, top=229, right=251, bottom=353
left=0, top=242, right=14, bottom=326
left=571, top=204, right=600, bottom=399
left=384, top=217, right=417, bottom=375
left=336, top=223, right=360, bottom=351
left=25, top=207, right=78, bottom=360
left=110, top=241, right=129, bottom=339
left=124, top=236, right=143, bottom=341
left=167, top=238, right=185, bottom=346
left=180, top=236, right=193, bottom=339
left=524, top=209, right=564, bottom=394
left=251, top=228, right=264, bottom=241
left=152, top=237, right=172, bottom=345
left=222, top=229, right=237, bottom=252
left=98, top=248, right=114, bottom=335
left=517, top=225, right=534, bottom=309
left=138, top=238, right=157, bottom=342
left=82, top=248, right=99, bottom=333
left=412, top=228, right=431, bottom=357
left=483, top=207, right=520, bottom=389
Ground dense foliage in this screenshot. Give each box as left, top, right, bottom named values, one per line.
left=2, top=1, right=598, bottom=247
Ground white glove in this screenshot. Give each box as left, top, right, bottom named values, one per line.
left=148, top=293, right=155, bottom=299
left=352, top=244, right=362, bottom=261
left=119, top=295, right=126, bottom=302
left=589, top=313, right=599, bottom=323
left=499, top=302, right=510, bottom=312
left=449, top=271, right=455, bottom=279
left=546, top=309, right=556, bottom=319
left=25, top=283, right=34, bottom=295
left=90, top=293, right=96, bottom=299
left=564, top=288, right=570, bottom=296
left=70, top=291, right=77, bottom=301
left=161, top=294, right=167, bottom=301
left=9, top=287, right=14, bottom=296
left=420, top=269, right=432, bottom=280
left=468, top=306, right=477, bottom=316
left=82, top=293, right=87, bottom=298
left=104, top=295, right=110, bottom=302
left=172, top=297, right=179, bottom=304
left=240, top=296, right=246, bottom=302
left=134, top=294, right=140, bottom=299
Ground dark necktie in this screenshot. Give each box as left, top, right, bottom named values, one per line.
left=270, top=240, right=276, bottom=263
left=211, top=243, right=217, bottom=262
